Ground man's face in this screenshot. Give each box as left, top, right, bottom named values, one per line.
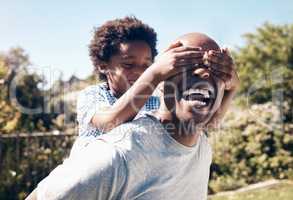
left=165, top=67, right=225, bottom=125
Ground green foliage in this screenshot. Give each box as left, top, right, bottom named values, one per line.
left=0, top=48, right=60, bottom=133
left=208, top=23, right=293, bottom=193
left=13, top=71, right=56, bottom=132
left=0, top=135, right=75, bottom=200
left=234, top=23, right=293, bottom=121
left=209, top=103, right=293, bottom=193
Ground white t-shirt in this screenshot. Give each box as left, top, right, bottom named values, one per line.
left=37, top=116, right=212, bottom=200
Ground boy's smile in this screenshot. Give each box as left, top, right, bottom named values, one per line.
left=106, top=40, right=152, bottom=97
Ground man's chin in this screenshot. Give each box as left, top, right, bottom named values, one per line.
left=188, top=110, right=215, bottom=127
left=191, top=108, right=212, bottom=118
left=177, top=113, right=208, bottom=125
left=175, top=107, right=214, bottom=126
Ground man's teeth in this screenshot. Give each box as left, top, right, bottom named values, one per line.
left=188, top=89, right=210, bottom=98
left=194, top=100, right=207, bottom=106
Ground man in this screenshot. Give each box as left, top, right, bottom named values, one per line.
left=26, top=32, right=239, bottom=200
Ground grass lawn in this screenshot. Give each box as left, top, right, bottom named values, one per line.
left=209, top=182, right=293, bottom=200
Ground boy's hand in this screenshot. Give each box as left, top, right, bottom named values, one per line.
left=203, top=48, right=239, bottom=91
left=150, top=41, right=205, bottom=81
left=204, top=48, right=240, bottom=128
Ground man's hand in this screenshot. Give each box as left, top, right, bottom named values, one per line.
left=204, top=48, right=240, bottom=128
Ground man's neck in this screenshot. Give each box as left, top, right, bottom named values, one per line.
left=171, top=132, right=200, bottom=147
left=154, top=108, right=201, bottom=147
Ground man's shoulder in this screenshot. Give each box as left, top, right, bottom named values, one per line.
left=96, top=116, right=163, bottom=147
left=114, top=115, right=161, bottom=135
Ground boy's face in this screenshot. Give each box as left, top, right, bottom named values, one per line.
left=106, top=40, right=152, bottom=96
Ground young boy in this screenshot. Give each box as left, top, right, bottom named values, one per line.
left=73, top=16, right=204, bottom=151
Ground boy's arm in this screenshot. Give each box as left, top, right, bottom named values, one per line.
left=92, top=43, right=204, bottom=132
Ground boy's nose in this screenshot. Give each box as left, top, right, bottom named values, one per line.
left=193, top=67, right=210, bottom=79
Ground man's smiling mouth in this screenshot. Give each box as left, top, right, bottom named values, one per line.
left=182, top=83, right=216, bottom=109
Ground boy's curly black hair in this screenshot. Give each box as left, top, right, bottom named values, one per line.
left=89, top=16, right=158, bottom=81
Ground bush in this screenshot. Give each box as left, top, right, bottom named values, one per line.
left=234, top=22, right=293, bottom=123
left=209, top=102, right=293, bottom=193
left=0, top=134, right=75, bottom=200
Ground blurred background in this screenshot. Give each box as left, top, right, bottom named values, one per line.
left=0, top=1, right=292, bottom=199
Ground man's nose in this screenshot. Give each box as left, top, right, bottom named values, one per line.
left=193, top=67, right=210, bottom=79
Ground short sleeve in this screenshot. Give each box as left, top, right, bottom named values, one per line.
left=37, top=141, right=127, bottom=200
left=135, top=96, right=160, bottom=119
left=76, top=85, right=109, bottom=127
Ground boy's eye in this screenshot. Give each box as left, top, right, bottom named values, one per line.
left=121, top=63, right=151, bottom=69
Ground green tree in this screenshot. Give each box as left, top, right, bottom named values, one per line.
left=0, top=47, right=56, bottom=133
left=209, top=103, right=293, bottom=193
left=234, top=23, right=293, bottom=122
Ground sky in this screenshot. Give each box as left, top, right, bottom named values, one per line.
left=1, top=0, right=293, bottom=83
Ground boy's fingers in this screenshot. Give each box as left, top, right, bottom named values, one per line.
left=172, top=46, right=202, bottom=53
left=175, top=58, right=204, bottom=66
left=209, top=62, right=232, bottom=74
left=206, top=54, right=222, bottom=64
left=208, top=50, right=233, bottom=66
left=164, top=41, right=182, bottom=52
left=212, top=70, right=232, bottom=85
left=206, top=55, right=233, bottom=73
left=172, top=65, right=199, bottom=76
left=174, top=51, right=204, bottom=59
left=207, top=50, right=221, bottom=55
left=221, top=48, right=227, bottom=54
left=222, top=47, right=231, bottom=56
left=164, top=65, right=193, bottom=78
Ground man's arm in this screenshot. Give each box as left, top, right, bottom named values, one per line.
left=25, top=141, right=127, bottom=200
